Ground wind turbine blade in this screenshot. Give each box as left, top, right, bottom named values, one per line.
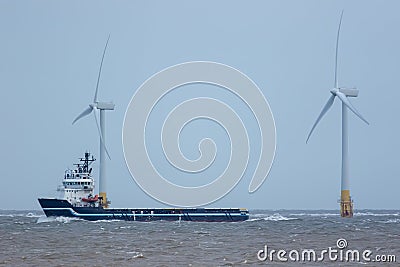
left=93, top=34, right=111, bottom=103
left=92, top=107, right=112, bottom=160
left=334, top=10, right=344, bottom=88
left=336, top=91, right=369, bottom=125
left=72, top=106, right=93, bottom=124
left=306, top=94, right=335, bottom=143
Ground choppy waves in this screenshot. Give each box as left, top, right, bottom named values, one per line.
left=0, top=211, right=42, bottom=218
left=1, top=209, right=399, bottom=267
left=247, top=213, right=299, bottom=222
left=36, top=215, right=83, bottom=224
left=289, top=212, right=339, bottom=217
left=354, top=211, right=400, bottom=217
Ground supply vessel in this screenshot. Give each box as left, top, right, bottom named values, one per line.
left=38, top=152, right=249, bottom=222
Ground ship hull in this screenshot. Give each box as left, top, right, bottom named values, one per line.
left=38, top=198, right=249, bottom=222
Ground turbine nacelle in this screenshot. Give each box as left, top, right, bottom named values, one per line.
left=96, top=102, right=115, bottom=110
left=331, top=88, right=359, bottom=97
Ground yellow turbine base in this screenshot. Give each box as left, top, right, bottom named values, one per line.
left=99, top=192, right=108, bottom=208
left=340, top=190, right=353, bottom=218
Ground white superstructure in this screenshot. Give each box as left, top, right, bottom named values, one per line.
left=57, top=152, right=100, bottom=207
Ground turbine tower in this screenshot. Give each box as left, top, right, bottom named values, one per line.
left=306, top=11, right=369, bottom=218
left=72, top=36, right=114, bottom=208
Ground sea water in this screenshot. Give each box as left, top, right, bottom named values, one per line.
left=0, top=210, right=398, bottom=266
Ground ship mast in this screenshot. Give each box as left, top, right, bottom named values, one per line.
left=75, top=152, right=96, bottom=173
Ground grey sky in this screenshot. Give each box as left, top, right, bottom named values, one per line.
left=1, top=1, right=399, bottom=210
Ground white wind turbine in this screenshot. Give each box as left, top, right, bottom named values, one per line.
left=72, top=36, right=115, bottom=208
left=306, top=11, right=369, bottom=217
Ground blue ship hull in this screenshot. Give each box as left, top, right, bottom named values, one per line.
left=38, top=198, right=249, bottom=222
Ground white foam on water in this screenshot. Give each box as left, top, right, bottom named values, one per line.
left=91, top=219, right=123, bottom=223
left=36, top=216, right=55, bottom=223
left=133, top=254, right=145, bottom=259
left=36, top=216, right=82, bottom=224
left=354, top=212, right=399, bottom=217
left=382, top=219, right=400, bottom=223
left=288, top=211, right=400, bottom=217
left=128, top=252, right=145, bottom=259
left=289, top=213, right=339, bottom=217
left=26, top=212, right=42, bottom=218
left=118, top=225, right=131, bottom=229
left=0, top=212, right=42, bottom=218
left=247, top=213, right=299, bottom=222
left=126, top=251, right=140, bottom=254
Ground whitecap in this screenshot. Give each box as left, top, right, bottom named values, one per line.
left=26, top=212, right=41, bottom=218
left=354, top=212, right=399, bottom=217
left=36, top=216, right=82, bottom=224
left=265, top=213, right=299, bottom=221
left=246, top=218, right=262, bottom=222
left=247, top=213, right=299, bottom=222
left=36, top=215, right=51, bottom=223
left=90, top=219, right=123, bottom=223
left=289, top=213, right=339, bottom=217
left=0, top=214, right=14, bottom=217
left=129, top=252, right=144, bottom=259
left=382, top=219, right=400, bottom=224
